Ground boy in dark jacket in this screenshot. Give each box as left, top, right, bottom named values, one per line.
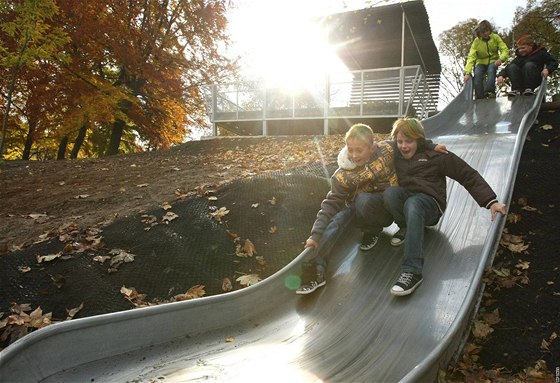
left=497, top=34, right=558, bottom=96
left=383, top=118, right=507, bottom=297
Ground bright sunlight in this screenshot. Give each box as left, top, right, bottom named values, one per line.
left=227, top=0, right=363, bottom=91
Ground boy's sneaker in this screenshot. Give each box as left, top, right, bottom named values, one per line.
left=390, top=272, right=423, bottom=296
left=523, top=88, right=535, bottom=96
left=359, top=231, right=379, bottom=251
left=507, top=90, right=521, bottom=97
left=296, top=271, right=326, bottom=295
left=390, top=228, right=406, bottom=247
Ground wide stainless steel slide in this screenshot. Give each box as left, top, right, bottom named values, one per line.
left=0, top=80, right=546, bottom=382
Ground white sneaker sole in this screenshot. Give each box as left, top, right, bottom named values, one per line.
left=296, top=280, right=326, bottom=295
left=390, top=279, right=423, bottom=296
left=390, top=238, right=404, bottom=247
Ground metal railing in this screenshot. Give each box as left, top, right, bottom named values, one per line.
left=203, top=65, right=439, bottom=135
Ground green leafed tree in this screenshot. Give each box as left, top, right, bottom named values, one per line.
left=0, top=0, right=70, bottom=159
left=437, top=18, right=480, bottom=104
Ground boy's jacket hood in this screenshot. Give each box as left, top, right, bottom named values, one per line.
left=337, top=146, right=357, bottom=170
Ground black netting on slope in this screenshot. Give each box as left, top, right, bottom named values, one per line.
left=0, top=163, right=335, bottom=322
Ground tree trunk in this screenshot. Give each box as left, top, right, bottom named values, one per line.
left=21, top=117, right=36, bottom=160
left=106, top=119, right=125, bottom=156
left=57, top=135, right=69, bottom=160
left=0, top=31, right=29, bottom=157
left=70, top=125, right=87, bottom=159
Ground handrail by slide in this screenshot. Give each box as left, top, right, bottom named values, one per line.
left=0, top=78, right=546, bottom=383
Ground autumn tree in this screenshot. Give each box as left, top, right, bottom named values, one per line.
left=0, top=0, right=69, bottom=159
left=55, top=0, right=236, bottom=157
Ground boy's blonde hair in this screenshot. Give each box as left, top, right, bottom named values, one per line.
left=391, top=118, right=426, bottom=145
left=345, top=123, right=375, bottom=144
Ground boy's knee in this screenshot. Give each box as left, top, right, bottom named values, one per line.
left=383, top=187, right=400, bottom=203
left=354, top=192, right=380, bottom=210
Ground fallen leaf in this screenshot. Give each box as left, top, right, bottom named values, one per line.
left=516, top=260, right=530, bottom=270
left=236, top=239, right=257, bottom=257
left=93, top=255, right=111, bottom=263
left=175, top=285, right=206, bottom=301
left=236, top=274, right=261, bottom=286
left=541, top=124, right=553, bottom=130
left=251, top=203, right=259, bottom=208
left=18, top=266, right=31, bottom=273
left=74, top=194, right=90, bottom=199
left=136, top=183, right=149, bottom=187
left=28, top=213, right=48, bottom=220
left=222, top=278, right=233, bottom=292
left=209, top=206, right=229, bottom=222
left=492, top=267, right=510, bottom=277
left=162, top=211, right=179, bottom=223
left=161, top=202, right=172, bottom=210
left=472, top=320, right=493, bottom=339
left=482, top=308, right=501, bottom=325
left=36, top=252, right=63, bottom=263
left=507, top=213, right=522, bottom=223
left=521, top=205, right=538, bottom=212
left=269, top=226, right=277, bottom=233
left=108, top=249, right=136, bottom=270
left=507, top=243, right=529, bottom=253
left=66, top=303, right=84, bottom=320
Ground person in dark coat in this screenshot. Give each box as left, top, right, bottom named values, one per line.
left=383, top=118, right=508, bottom=297
left=497, top=34, right=558, bottom=96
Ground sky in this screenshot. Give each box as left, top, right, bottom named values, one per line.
left=226, top=0, right=529, bottom=84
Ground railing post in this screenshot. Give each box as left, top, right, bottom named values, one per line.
left=212, top=85, right=218, bottom=136
left=262, top=86, right=267, bottom=136
left=324, top=73, right=329, bottom=135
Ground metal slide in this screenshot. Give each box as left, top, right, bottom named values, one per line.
left=0, top=81, right=546, bottom=383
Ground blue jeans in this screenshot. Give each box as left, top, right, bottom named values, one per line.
left=474, top=63, right=497, bottom=99
left=309, top=205, right=355, bottom=273
left=354, top=192, right=393, bottom=234
left=505, top=62, right=541, bottom=91
left=383, top=187, right=441, bottom=274
left=308, top=192, right=392, bottom=272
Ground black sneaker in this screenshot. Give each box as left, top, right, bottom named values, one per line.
left=390, top=228, right=406, bottom=247
left=523, top=88, right=535, bottom=96
left=296, top=271, right=326, bottom=295
left=390, top=272, right=423, bottom=296
left=359, top=231, right=379, bottom=251
left=507, top=90, right=520, bottom=97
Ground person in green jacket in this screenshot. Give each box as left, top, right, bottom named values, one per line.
left=463, top=20, right=509, bottom=99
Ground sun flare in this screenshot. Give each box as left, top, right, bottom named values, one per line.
left=228, top=1, right=349, bottom=92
